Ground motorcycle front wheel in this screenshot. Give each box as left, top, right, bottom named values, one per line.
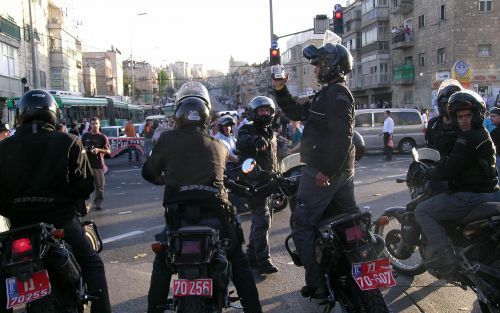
left=376, top=214, right=426, bottom=276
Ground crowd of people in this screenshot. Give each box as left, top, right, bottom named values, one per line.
left=1, top=33, right=499, bottom=312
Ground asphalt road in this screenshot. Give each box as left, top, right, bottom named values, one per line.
left=85, top=152, right=482, bottom=313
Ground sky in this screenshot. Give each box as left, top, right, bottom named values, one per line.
left=75, top=0, right=347, bottom=72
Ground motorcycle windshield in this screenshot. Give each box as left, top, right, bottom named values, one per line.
left=415, top=148, right=440, bottom=162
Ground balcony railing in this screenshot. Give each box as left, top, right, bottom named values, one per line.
left=0, top=16, right=21, bottom=40
left=361, top=7, right=389, bottom=27
left=393, top=64, right=414, bottom=84
left=362, top=73, right=389, bottom=88
left=391, top=32, right=414, bottom=49
left=345, top=10, right=362, bottom=23
left=362, top=41, right=389, bottom=54
left=390, top=0, right=414, bottom=15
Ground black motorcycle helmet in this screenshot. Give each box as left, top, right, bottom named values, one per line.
left=17, top=89, right=58, bottom=126
left=353, top=130, right=366, bottom=162
left=303, top=43, right=353, bottom=84
left=174, top=82, right=211, bottom=129
left=447, top=90, right=486, bottom=130
left=249, top=96, right=275, bottom=126
left=436, top=79, right=463, bottom=118
left=217, top=114, right=235, bottom=132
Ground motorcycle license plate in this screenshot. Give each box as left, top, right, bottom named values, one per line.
left=173, top=279, right=213, bottom=297
left=5, top=270, right=51, bottom=309
left=351, top=258, right=396, bottom=291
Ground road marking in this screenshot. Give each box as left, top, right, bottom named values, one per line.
left=114, top=192, right=127, bottom=196
left=102, top=225, right=165, bottom=244
left=102, top=231, right=144, bottom=243
left=386, top=174, right=406, bottom=178
left=118, top=210, right=133, bottom=215
left=112, top=168, right=142, bottom=173
left=354, top=181, right=363, bottom=185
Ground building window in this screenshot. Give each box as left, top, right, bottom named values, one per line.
left=439, top=5, right=445, bottom=20
left=403, top=90, right=413, bottom=105
left=39, top=70, right=46, bottom=88
left=418, top=15, right=425, bottom=28
left=479, top=0, right=492, bottom=11
left=437, top=48, right=445, bottom=64
left=418, top=53, right=425, bottom=67
left=478, top=44, right=492, bottom=57
left=0, top=42, right=19, bottom=78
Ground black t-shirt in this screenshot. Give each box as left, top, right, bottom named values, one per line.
left=490, top=128, right=500, bottom=156
left=81, top=132, right=110, bottom=169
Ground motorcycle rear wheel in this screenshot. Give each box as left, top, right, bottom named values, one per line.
left=337, top=282, right=390, bottom=313
left=179, top=296, right=209, bottom=313
left=376, top=214, right=425, bottom=276
left=27, top=294, right=78, bottom=313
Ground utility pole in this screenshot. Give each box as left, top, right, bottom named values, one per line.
left=269, top=0, right=274, bottom=46
left=28, top=0, right=39, bottom=88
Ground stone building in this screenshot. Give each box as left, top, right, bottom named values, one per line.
left=281, top=31, right=323, bottom=97
left=390, top=0, right=499, bottom=109
left=82, top=49, right=123, bottom=96
left=344, top=0, right=392, bottom=108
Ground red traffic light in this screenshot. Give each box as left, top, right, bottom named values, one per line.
left=335, top=12, right=343, bottom=19
left=271, top=49, right=279, bottom=57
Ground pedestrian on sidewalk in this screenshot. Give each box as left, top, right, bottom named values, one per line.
left=379, top=110, right=394, bottom=161
left=125, top=118, right=141, bottom=162
left=81, top=117, right=111, bottom=210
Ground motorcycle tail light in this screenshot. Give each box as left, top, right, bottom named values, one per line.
left=181, top=240, right=202, bottom=255
left=345, top=225, right=365, bottom=242
left=378, top=216, right=390, bottom=226
left=12, top=238, right=33, bottom=256
left=151, top=242, right=163, bottom=254
left=51, top=229, right=65, bottom=239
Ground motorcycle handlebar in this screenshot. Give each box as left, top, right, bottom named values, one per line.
left=225, top=179, right=252, bottom=197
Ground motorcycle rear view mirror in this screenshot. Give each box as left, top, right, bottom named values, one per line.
left=242, top=158, right=257, bottom=174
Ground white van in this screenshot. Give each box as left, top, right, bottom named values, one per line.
left=355, top=108, right=426, bottom=153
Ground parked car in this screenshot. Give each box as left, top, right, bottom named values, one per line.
left=354, top=108, right=426, bottom=153
left=100, top=126, right=125, bottom=138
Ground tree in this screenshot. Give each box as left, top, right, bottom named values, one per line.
left=158, top=69, right=168, bottom=100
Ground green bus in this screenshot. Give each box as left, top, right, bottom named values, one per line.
left=6, top=94, right=145, bottom=128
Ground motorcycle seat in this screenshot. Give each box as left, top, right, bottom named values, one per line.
left=177, top=225, right=217, bottom=233
left=458, top=202, right=500, bottom=225
left=318, top=213, right=352, bottom=229
left=178, top=218, right=221, bottom=231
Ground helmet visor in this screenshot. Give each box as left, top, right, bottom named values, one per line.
left=303, top=44, right=320, bottom=65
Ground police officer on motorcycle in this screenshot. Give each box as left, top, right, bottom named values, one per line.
left=142, top=82, right=262, bottom=313
left=272, top=42, right=358, bottom=299
left=425, top=79, right=463, bottom=156
left=236, top=96, right=280, bottom=274
left=415, top=90, right=499, bottom=274
left=0, top=89, right=112, bottom=313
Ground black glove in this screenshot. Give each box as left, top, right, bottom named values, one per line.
left=253, top=137, right=269, bottom=151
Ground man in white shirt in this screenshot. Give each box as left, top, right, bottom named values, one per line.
left=421, top=109, right=429, bottom=129
left=379, top=110, right=394, bottom=161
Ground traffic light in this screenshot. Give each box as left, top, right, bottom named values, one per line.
left=333, top=11, right=344, bottom=35
left=270, top=48, right=281, bottom=65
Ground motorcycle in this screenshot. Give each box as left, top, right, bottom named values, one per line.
left=0, top=220, right=103, bottom=312
left=149, top=202, right=244, bottom=313
left=242, top=157, right=393, bottom=313
left=375, top=147, right=500, bottom=313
